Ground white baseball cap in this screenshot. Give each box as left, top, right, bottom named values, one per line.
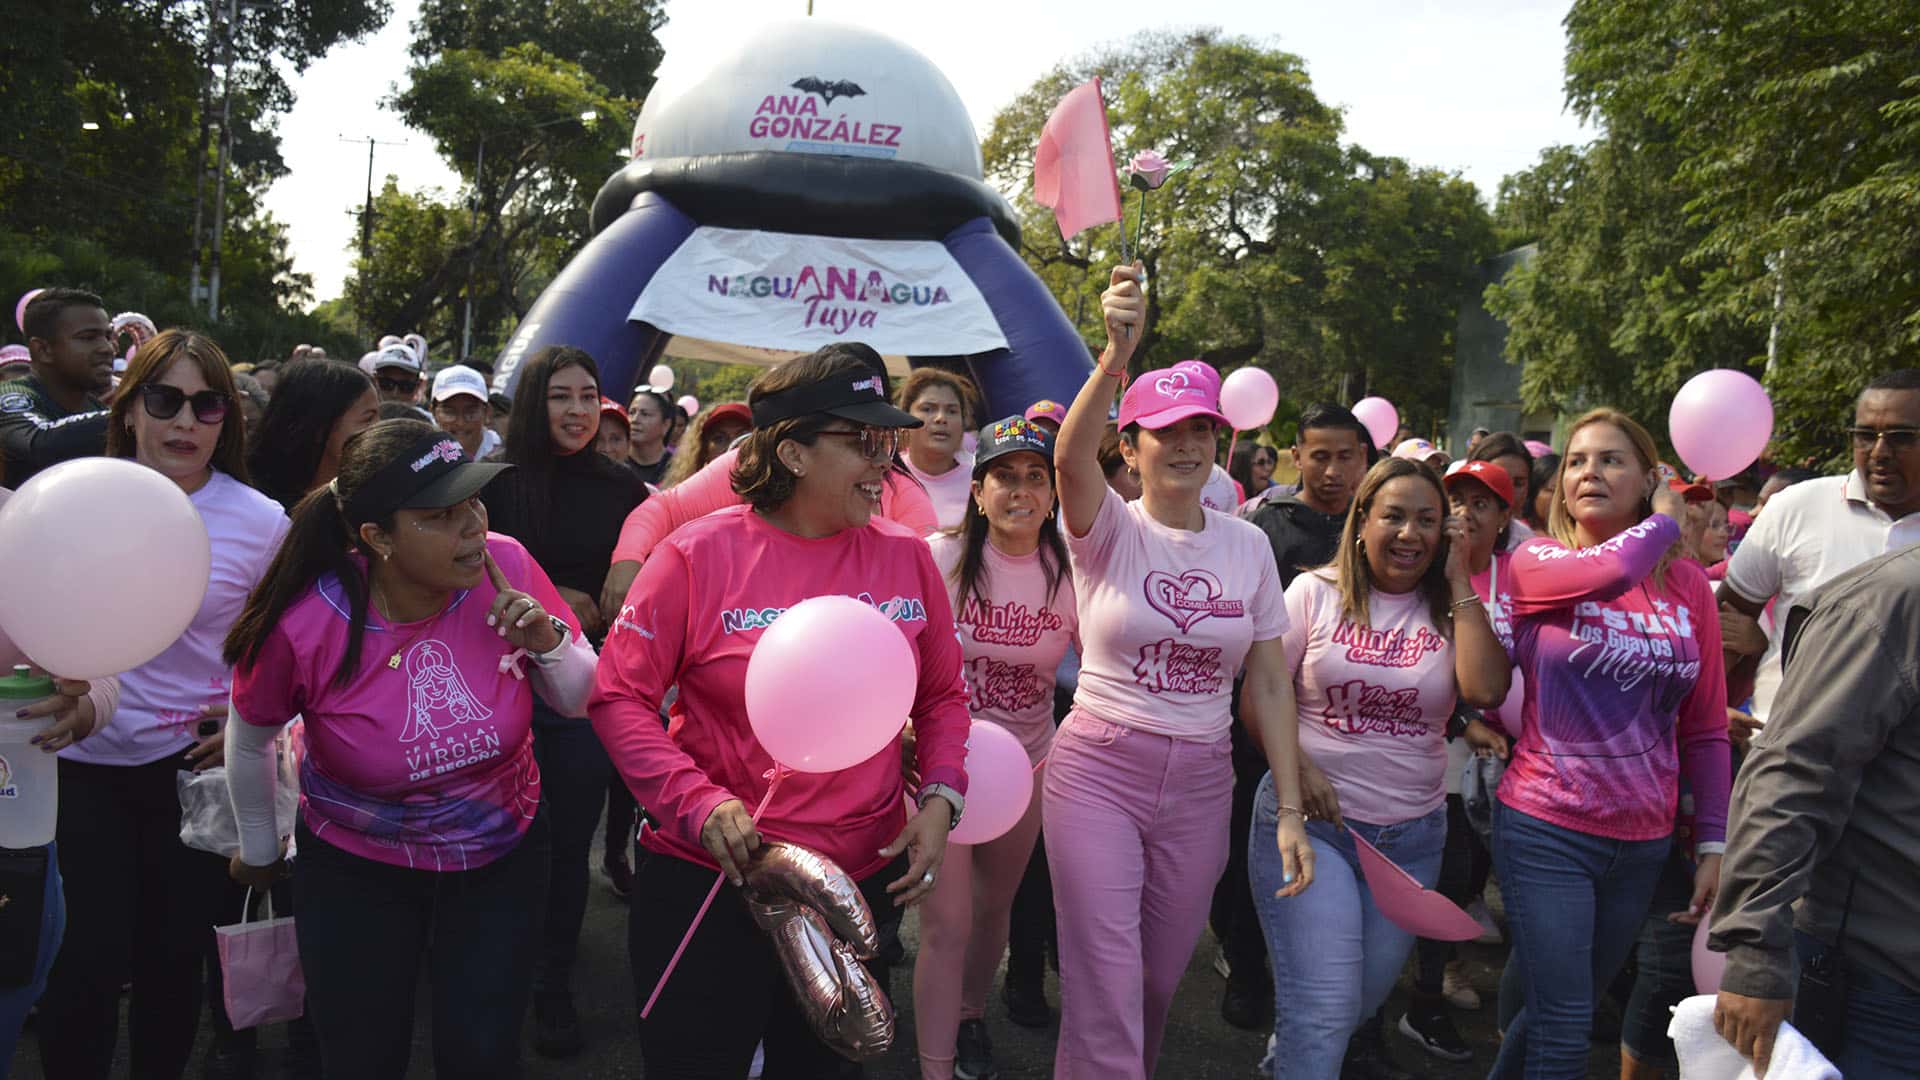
left=371, top=344, right=421, bottom=373
left=431, top=365, right=488, bottom=404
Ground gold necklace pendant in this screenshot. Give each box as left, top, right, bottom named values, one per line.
left=388, top=652, right=403, bottom=669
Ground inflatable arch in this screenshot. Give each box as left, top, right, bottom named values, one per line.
left=493, top=20, right=1093, bottom=421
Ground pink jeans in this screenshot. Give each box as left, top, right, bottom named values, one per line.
left=1042, top=710, right=1232, bottom=1079
left=913, top=768, right=1046, bottom=1080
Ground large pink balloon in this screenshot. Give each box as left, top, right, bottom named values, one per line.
left=0, top=458, right=210, bottom=678
left=1691, top=918, right=1725, bottom=994
left=1219, top=367, right=1279, bottom=431
left=743, top=595, right=917, bottom=773
left=1670, top=369, right=1773, bottom=481
left=947, top=721, right=1033, bottom=845
left=1352, top=397, right=1399, bottom=451
left=677, top=394, right=700, bottom=417
left=14, top=288, right=43, bottom=333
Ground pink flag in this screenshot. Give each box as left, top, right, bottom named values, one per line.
left=1350, top=830, right=1486, bottom=942
left=1033, top=78, right=1123, bottom=241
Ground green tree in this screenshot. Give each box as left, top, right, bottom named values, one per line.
left=982, top=30, right=1495, bottom=433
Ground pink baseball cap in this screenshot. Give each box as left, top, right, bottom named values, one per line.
left=1024, top=399, right=1067, bottom=426
left=1170, top=359, right=1222, bottom=394
left=1118, top=367, right=1230, bottom=431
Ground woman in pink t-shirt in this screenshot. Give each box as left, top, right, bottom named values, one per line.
left=1488, top=409, right=1729, bottom=1078
left=916, top=416, right=1078, bottom=1080
left=898, top=367, right=981, bottom=530
left=222, top=419, right=596, bottom=1078
left=589, top=348, right=972, bottom=1078
left=1043, top=264, right=1312, bottom=1079
left=1251, top=458, right=1510, bottom=1078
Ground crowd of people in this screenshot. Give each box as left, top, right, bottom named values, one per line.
left=1, top=271, right=1916, bottom=1080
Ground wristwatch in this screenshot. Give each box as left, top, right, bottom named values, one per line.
left=533, top=615, right=572, bottom=663
left=917, top=783, right=965, bottom=831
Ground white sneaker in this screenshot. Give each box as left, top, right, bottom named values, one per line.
left=1213, top=945, right=1232, bottom=980
left=749, top=1041, right=765, bottom=1078
left=1443, top=960, right=1482, bottom=1011
left=1466, top=899, right=1502, bottom=945
left=1254, top=1033, right=1276, bottom=1077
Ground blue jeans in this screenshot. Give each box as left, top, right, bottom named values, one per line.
left=1249, top=772, right=1446, bottom=1080
left=0, top=842, right=63, bottom=1071
left=1489, top=802, right=1669, bottom=1079
left=1796, top=931, right=1920, bottom=1079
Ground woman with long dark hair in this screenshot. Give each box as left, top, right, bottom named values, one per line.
left=223, top=419, right=595, bottom=1077
left=1488, top=409, right=1728, bottom=1078
left=590, top=346, right=971, bottom=1077
left=477, top=345, right=646, bottom=1057
left=1467, top=432, right=1536, bottom=549
left=247, top=358, right=380, bottom=510
left=914, top=416, right=1078, bottom=1080
left=1229, top=441, right=1277, bottom=502
left=35, top=330, right=290, bottom=1080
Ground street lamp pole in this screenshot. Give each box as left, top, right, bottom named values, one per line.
left=460, top=109, right=597, bottom=364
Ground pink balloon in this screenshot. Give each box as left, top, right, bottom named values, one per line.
left=947, top=721, right=1033, bottom=845
left=1670, top=369, right=1773, bottom=481
left=743, top=595, right=917, bottom=773
left=0, top=458, right=210, bottom=678
left=1691, top=918, right=1725, bottom=994
left=677, top=394, right=700, bottom=417
left=1352, top=397, right=1399, bottom=452
left=1219, top=366, right=1279, bottom=431
left=1523, top=439, right=1555, bottom=459
left=14, top=288, right=43, bottom=333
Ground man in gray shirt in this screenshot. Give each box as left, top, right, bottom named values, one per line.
left=1710, top=543, right=1920, bottom=1076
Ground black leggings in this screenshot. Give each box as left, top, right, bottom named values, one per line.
left=1414, top=793, right=1492, bottom=994
left=35, top=750, right=231, bottom=1080
left=629, top=843, right=907, bottom=1079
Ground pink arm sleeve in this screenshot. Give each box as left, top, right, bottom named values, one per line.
left=1506, top=515, right=1680, bottom=616
left=907, top=542, right=972, bottom=794
left=588, top=544, right=737, bottom=849
left=881, top=469, right=939, bottom=538
left=611, top=448, right=744, bottom=565
left=1677, top=575, right=1732, bottom=843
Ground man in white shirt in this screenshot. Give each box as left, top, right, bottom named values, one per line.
left=1719, top=369, right=1920, bottom=722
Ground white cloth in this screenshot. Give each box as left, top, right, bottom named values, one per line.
left=1667, top=995, right=1837, bottom=1080
left=63, top=471, right=289, bottom=766
left=1723, top=471, right=1920, bottom=617
left=1201, top=464, right=1239, bottom=513
left=225, top=707, right=283, bottom=868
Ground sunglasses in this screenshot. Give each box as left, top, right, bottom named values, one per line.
left=377, top=374, right=421, bottom=395
left=139, top=384, right=231, bottom=424
left=814, top=426, right=901, bottom=460
left=1847, top=427, right=1920, bottom=452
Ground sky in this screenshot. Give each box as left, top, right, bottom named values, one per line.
left=264, top=0, right=1589, bottom=303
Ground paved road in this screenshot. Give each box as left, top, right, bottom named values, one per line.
left=9, top=825, right=1626, bottom=1078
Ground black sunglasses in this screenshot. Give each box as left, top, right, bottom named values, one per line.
left=377, top=374, right=421, bottom=394
left=139, top=384, right=231, bottom=424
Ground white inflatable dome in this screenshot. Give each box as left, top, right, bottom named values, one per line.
left=630, top=19, right=984, bottom=180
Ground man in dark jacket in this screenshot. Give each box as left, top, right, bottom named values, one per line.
left=1213, top=403, right=1373, bottom=1031
left=1711, top=543, right=1920, bottom=1077
left=0, top=288, right=114, bottom=488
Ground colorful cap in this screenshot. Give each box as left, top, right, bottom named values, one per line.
left=1117, top=367, right=1230, bottom=431
left=1393, top=438, right=1445, bottom=462
left=972, top=415, right=1055, bottom=477
left=1024, top=399, right=1067, bottom=426
left=1444, top=459, right=1516, bottom=508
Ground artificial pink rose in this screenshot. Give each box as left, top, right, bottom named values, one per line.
left=1127, top=149, right=1172, bottom=190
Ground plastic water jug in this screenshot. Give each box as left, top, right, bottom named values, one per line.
left=0, top=665, right=58, bottom=848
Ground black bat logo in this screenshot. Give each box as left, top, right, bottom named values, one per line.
left=791, top=77, right=866, bottom=105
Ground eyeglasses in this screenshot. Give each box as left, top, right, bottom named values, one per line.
left=1847, top=427, right=1920, bottom=452
left=434, top=402, right=489, bottom=423
left=139, top=384, right=231, bottom=424
left=377, top=374, right=420, bottom=395
left=814, top=427, right=900, bottom=460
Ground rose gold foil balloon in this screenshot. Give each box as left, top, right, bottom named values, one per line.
left=742, top=842, right=895, bottom=1059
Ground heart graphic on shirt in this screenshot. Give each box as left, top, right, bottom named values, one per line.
left=1152, top=371, right=1199, bottom=400
left=1143, top=569, right=1244, bottom=632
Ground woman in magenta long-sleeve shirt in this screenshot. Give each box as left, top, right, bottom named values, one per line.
left=589, top=346, right=971, bottom=1078
left=1489, top=409, right=1730, bottom=1079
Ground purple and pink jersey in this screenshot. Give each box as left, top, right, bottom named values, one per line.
left=1498, top=515, right=1731, bottom=843
left=230, top=533, right=578, bottom=871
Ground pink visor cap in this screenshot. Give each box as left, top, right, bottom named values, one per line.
left=1118, top=367, right=1230, bottom=431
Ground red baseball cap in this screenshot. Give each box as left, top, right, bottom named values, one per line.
left=1117, top=367, right=1230, bottom=431
left=706, top=401, right=751, bottom=428
left=1444, top=459, right=1516, bottom=508
left=1657, top=462, right=1713, bottom=503
left=599, top=396, right=630, bottom=425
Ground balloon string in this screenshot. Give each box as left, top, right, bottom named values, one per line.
left=1226, top=430, right=1239, bottom=473
left=639, top=765, right=788, bottom=1018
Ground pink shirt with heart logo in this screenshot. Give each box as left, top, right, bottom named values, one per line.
left=1065, top=486, right=1288, bottom=739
